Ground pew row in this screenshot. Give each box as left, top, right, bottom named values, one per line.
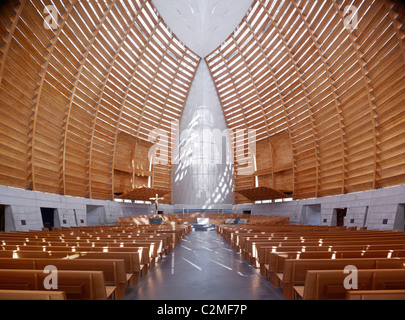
left=0, top=269, right=111, bottom=300
left=294, top=269, right=405, bottom=300
left=280, top=257, right=405, bottom=299
left=0, top=257, right=129, bottom=300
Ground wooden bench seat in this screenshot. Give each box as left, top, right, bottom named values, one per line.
left=0, top=269, right=110, bottom=300
left=0, top=289, right=67, bottom=300
left=295, top=269, right=405, bottom=300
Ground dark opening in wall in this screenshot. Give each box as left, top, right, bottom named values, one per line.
left=0, top=206, right=5, bottom=232
left=41, top=208, right=58, bottom=231
left=333, top=208, right=347, bottom=227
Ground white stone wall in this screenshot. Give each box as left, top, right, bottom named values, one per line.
left=235, top=184, right=405, bottom=231
left=0, top=185, right=124, bottom=231
left=1, top=184, right=404, bottom=231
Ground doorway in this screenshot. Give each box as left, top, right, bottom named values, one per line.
left=40, top=208, right=59, bottom=231
left=0, top=205, right=14, bottom=232
left=403, top=204, right=405, bottom=232
left=0, top=205, right=5, bottom=232
left=333, top=208, right=347, bottom=227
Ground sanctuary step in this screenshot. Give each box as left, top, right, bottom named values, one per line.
left=190, top=222, right=216, bottom=231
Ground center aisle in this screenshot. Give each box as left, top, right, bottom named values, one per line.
left=123, top=229, right=286, bottom=300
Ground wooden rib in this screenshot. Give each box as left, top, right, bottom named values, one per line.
left=89, top=1, right=148, bottom=199
left=0, top=0, right=27, bottom=87
left=231, top=32, right=271, bottom=136
left=259, top=1, right=320, bottom=198
left=384, top=0, right=405, bottom=65
left=332, top=0, right=379, bottom=190
left=61, top=0, right=117, bottom=197
left=134, top=30, right=170, bottom=139
left=29, top=0, right=77, bottom=193
left=241, top=9, right=297, bottom=199
left=291, top=0, right=347, bottom=195
left=217, top=51, right=250, bottom=132
left=110, top=15, right=162, bottom=200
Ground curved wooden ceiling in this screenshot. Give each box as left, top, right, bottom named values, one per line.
left=0, top=0, right=200, bottom=200
left=0, top=0, right=404, bottom=203
left=206, top=0, right=405, bottom=200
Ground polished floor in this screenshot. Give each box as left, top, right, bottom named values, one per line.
left=123, top=229, right=286, bottom=300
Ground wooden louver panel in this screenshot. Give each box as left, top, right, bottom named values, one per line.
left=0, top=0, right=200, bottom=202
left=206, top=0, right=405, bottom=202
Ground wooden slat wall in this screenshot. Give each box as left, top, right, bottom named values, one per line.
left=206, top=0, right=405, bottom=202
left=0, top=0, right=404, bottom=204
left=113, top=131, right=151, bottom=195
left=255, top=130, right=293, bottom=193
left=0, top=0, right=200, bottom=202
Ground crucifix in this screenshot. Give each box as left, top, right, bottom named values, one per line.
left=149, top=193, right=164, bottom=215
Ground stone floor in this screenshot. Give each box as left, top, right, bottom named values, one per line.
left=123, top=229, right=286, bottom=300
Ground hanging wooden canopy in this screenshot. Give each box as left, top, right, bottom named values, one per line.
left=116, top=187, right=170, bottom=201
left=236, top=186, right=291, bottom=202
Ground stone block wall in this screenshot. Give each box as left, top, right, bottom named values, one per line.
left=235, top=184, right=405, bottom=231
left=0, top=184, right=404, bottom=231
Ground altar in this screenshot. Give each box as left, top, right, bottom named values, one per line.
left=197, top=218, right=210, bottom=225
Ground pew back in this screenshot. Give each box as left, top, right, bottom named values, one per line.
left=300, top=269, right=405, bottom=300
left=0, top=269, right=108, bottom=300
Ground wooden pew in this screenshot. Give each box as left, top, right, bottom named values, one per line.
left=0, top=250, right=146, bottom=284
left=282, top=257, right=405, bottom=299
left=0, top=258, right=127, bottom=300
left=0, top=289, right=67, bottom=300
left=295, top=269, right=405, bottom=300
left=1, top=244, right=152, bottom=268
left=346, top=289, right=405, bottom=300
left=259, top=244, right=405, bottom=279
left=243, top=236, right=405, bottom=264
left=265, top=249, right=405, bottom=282
left=0, top=269, right=110, bottom=300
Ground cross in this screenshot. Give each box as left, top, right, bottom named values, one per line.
left=150, top=193, right=164, bottom=215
